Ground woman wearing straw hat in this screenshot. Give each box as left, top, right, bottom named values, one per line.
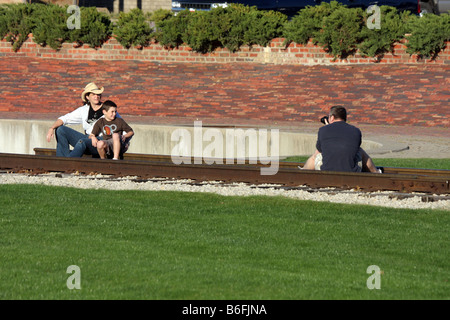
left=46, top=82, right=123, bottom=157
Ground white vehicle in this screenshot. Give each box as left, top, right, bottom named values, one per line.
left=420, top=0, right=450, bottom=13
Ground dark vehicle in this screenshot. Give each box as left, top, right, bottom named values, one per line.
left=171, top=1, right=423, bottom=16
left=230, top=1, right=421, bottom=16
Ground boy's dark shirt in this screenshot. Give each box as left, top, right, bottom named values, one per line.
left=91, top=117, right=133, bottom=140
left=316, top=121, right=362, bottom=172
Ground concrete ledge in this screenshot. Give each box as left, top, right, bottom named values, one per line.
left=0, top=119, right=403, bottom=157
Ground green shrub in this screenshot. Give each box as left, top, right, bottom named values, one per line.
left=155, top=4, right=286, bottom=53
left=154, top=9, right=191, bottom=49
left=243, top=6, right=287, bottom=47
left=0, top=5, right=8, bottom=40
left=68, top=6, right=112, bottom=48
left=31, top=3, right=70, bottom=51
left=148, top=8, right=174, bottom=24
left=406, top=13, right=450, bottom=59
left=215, top=4, right=249, bottom=52
left=314, top=5, right=365, bottom=59
left=358, top=6, right=415, bottom=60
left=182, top=9, right=224, bottom=53
left=147, top=7, right=174, bottom=42
left=0, top=1, right=449, bottom=62
left=181, top=4, right=253, bottom=53
left=0, top=3, right=35, bottom=52
left=113, top=8, right=153, bottom=49
left=283, top=0, right=344, bottom=45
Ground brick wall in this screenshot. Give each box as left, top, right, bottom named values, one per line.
left=1, top=34, right=449, bottom=65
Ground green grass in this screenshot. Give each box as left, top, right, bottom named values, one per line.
left=0, top=184, right=448, bottom=300
left=284, top=157, right=450, bottom=170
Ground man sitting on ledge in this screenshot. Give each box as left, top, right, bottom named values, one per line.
left=302, top=105, right=381, bottom=173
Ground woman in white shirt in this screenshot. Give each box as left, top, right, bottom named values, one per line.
left=46, top=83, right=121, bottom=157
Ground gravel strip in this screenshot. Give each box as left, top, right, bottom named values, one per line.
left=1, top=173, right=449, bottom=211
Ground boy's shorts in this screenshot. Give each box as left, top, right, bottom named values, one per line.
left=315, top=151, right=363, bottom=172
left=104, top=138, right=130, bottom=157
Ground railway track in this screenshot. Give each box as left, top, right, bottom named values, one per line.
left=0, top=148, right=448, bottom=195
left=32, top=148, right=450, bottom=177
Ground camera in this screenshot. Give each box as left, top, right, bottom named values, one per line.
left=320, top=116, right=329, bottom=125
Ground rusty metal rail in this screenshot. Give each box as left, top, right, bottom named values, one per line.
left=34, top=148, right=450, bottom=178
left=0, top=150, right=448, bottom=195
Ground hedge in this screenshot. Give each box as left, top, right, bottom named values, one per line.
left=0, top=1, right=449, bottom=59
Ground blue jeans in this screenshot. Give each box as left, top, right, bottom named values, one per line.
left=69, top=137, right=100, bottom=158
left=55, top=126, right=99, bottom=157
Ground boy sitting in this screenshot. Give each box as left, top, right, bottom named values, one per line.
left=89, top=100, right=134, bottom=160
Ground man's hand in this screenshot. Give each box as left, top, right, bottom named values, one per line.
left=320, top=116, right=329, bottom=125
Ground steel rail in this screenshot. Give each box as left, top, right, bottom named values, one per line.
left=1, top=151, right=448, bottom=195
left=34, top=148, right=450, bottom=178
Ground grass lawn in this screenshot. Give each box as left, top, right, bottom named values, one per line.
left=0, top=184, right=448, bottom=300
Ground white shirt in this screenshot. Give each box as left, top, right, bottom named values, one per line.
left=58, top=104, right=121, bottom=135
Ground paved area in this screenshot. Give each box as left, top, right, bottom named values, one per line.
left=0, top=57, right=448, bottom=158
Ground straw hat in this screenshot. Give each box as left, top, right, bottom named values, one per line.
left=81, top=83, right=104, bottom=102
